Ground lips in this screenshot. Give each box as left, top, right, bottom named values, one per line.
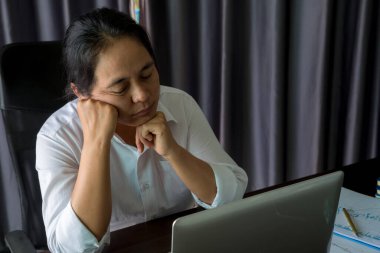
left=132, top=104, right=153, bottom=118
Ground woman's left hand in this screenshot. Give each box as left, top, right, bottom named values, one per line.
left=135, top=111, right=177, bottom=157
left=136, top=111, right=217, bottom=204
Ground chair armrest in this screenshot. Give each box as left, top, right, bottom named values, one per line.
left=0, top=240, right=10, bottom=253
left=4, top=230, right=36, bottom=253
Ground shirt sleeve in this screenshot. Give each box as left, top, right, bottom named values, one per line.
left=36, top=132, right=109, bottom=253
left=192, top=162, right=247, bottom=209
left=183, top=94, right=248, bottom=208
left=56, top=202, right=110, bottom=253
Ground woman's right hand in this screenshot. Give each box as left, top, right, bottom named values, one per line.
left=77, top=98, right=118, bottom=142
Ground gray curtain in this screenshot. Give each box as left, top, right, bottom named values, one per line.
left=0, top=0, right=379, bottom=244
left=0, top=0, right=130, bottom=45
left=142, top=0, right=380, bottom=190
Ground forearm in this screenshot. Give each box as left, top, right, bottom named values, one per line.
left=71, top=138, right=112, bottom=241
left=165, top=144, right=217, bottom=204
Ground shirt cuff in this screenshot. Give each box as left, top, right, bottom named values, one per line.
left=55, top=201, right=110, bottom=252
left=192, top=163, right=245, bottom=209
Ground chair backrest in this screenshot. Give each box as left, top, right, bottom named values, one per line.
left=0, top=41, right=67, bottom=248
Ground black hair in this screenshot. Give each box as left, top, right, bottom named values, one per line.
left=63, top=7, right=157, bottom=97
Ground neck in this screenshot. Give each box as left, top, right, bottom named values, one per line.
left=115, top=123, right=136, bottom=147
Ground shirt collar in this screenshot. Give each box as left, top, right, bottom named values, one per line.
left=157, top=101, right=178, bottom=124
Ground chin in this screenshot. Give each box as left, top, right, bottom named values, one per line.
left=118, top=114, right=154, bottom=127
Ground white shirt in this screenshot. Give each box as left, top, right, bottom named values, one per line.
left=36, top=85, right=248, bottom=253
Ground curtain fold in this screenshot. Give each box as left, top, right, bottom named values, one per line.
left=248, top=0, right=288, bottom=188
left=286, top=0, right=333, bottom=179
left=343, top=0, right=373, bottom=164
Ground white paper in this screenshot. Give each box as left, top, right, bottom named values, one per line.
left=329, top=233, right=380, bottom=253
left=330, top=187, right=380, bottom=251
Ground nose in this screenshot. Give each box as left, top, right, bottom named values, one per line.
left=131, top=83, right=148, bottom=103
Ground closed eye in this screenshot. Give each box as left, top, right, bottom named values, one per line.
left=140, top=62, right=154, bottom=80
left=140, top=72, right=152, bottom=80
left=110, top=83, right=129, bottom=95
left=112, top=89, right=127, bottom=95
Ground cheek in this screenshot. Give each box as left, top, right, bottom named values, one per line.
left=153, top=86, right=160, bottom=100
left=151, top=79, right=160, bottom=99
left=150, top=70, right=160, bottom=91
left=102, top=99, right=125, bottom=111
left=113, top=100, right=132, bottom=116
left=92, top=97, right=131, bottom=120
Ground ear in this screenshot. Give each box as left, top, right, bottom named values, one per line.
left=70, top=83, right=83, bottom=98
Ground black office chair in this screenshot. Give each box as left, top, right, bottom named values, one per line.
left=0, top=41, right=67, bottom=252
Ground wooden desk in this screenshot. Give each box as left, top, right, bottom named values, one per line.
left=104, top=208, right=201, bottom=253
left=104, top=158, right=380, bottom=253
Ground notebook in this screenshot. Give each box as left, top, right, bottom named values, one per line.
left=330, top=187, right=380, bottom=252
left=171, top=171, right=344, bottom=253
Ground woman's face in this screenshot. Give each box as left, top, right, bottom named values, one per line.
left=90, top=36, right=160, bottom=127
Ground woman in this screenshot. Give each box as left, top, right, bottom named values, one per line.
left=36, top=7, right=247, bottom=253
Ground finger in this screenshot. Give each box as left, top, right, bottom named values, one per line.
left=139, top=123, right=153, bottom=140
left=144, top=133, right=153, bottom=142
left=135, top=128, right=144, bottom=153
left=141, top=121, right=164, bottom=138
left=139, top=135, right=154, bottom=148
left=137, top=126, right=154, bottom=147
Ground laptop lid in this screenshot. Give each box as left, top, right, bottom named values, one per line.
left=171, top=171, right=344, bottom=253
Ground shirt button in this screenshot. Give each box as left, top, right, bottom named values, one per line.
left=141, top=183, right=150, bottom=191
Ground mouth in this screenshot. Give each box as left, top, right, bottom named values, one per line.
left=132, top=104, right=154, bottom=118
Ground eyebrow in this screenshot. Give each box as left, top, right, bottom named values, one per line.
left=106, top=61, right=155, bottom=89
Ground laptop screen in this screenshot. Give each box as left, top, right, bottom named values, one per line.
left=171, top=171, right=343, bottom=253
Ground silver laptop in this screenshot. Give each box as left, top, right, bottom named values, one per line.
left=171, top=171, right=344, bottom=253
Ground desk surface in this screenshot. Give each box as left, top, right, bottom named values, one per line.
left=104, top=157, right=380, bottom=253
